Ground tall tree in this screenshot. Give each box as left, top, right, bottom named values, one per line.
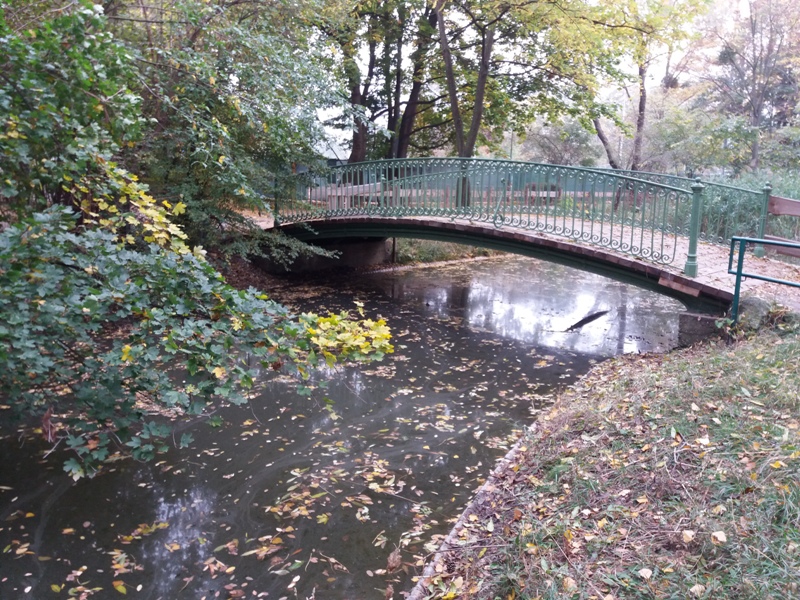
left=430, top=0, right=635, bottom=158
left=593, top=0, right=708, bottom=171
left=323, top=0, right=440, bottom=161
left=698, top=0, right=800, bottom=168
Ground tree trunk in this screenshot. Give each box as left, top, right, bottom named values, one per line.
left=463, top=26, right=495, bottom=158
left=629, top=62, right=647, bottom=172
left=392, top=9, right=437, bottom=159
left=345, top=30, right=377, bottom=164
left=750, top=111, right=761, bottom=169
left=434, top=2, right=466, bottom=156
left=593, top=118, right=622, bottom=169
left=348, top=84, right=368, bottom=164
left=435, top=2, right=495, bottom=159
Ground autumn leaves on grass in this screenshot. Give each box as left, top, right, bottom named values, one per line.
left=421, top=324, right=800, bottom=599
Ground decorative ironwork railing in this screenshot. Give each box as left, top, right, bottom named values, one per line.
left=276, top=158, right=706, bottom=273
left=592, top=169, right=769, bottom=244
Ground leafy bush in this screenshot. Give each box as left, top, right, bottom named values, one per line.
left=708, top=171, right=800, bottom=241
left=0, top=208, right=392, bottom=478
left=0, top=3, right=144, bottom=214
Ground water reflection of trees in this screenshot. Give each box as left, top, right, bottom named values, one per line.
left=375, top=257, right=682, bottom=354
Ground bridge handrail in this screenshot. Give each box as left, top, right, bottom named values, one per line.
left=591, top=168, right=762, bottom=193
left=728, top=237, right=800, bottom=322
left=277, top=157, right=706, bottom=275
left=589, top=168, right=777, bottom=245
left=324, top=158, right=694, bottom=195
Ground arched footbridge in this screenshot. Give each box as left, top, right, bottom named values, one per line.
left=269, top=158, right=800, bottom=314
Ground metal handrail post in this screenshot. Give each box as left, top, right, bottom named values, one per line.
left=730, top=238, right=747, bottom=323
left=753, top=182, right=771, bottom=257
left=683, top=178, right=704, bottom=277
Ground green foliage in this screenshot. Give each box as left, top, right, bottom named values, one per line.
left=427, top=0, right=629, bottom=157
left=0, top=3, right=145, bottom=214
left=0, top=1, right=395, bottom=481
left=0, top=208, right=392, bottom=478
left=393, top=239, right=497, bottom=264
left=711, top=170, right=800, bottom=241
left=110, top=0, right=345, bottom=261
left=652, top=110, right=758, bottom=174
left=518, top=119, right=602, bottom=166
left=0, top=1, right=349, bottom=263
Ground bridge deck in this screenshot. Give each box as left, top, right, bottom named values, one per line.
left=249, top=211, right=800, bottom=312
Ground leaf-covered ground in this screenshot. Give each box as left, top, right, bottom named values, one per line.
left=416, top=320, right=800, bottom=599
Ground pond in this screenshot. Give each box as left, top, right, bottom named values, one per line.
left=0, top=255, right=684, bottom=600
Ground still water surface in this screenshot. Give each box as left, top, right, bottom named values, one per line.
left=0, top=256, right=683, bottom=599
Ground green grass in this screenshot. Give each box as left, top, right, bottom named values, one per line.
left=392, top=239, right=501, bottom=265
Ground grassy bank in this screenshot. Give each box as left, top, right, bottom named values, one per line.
left=418, top=320, right=800, bottom=599
left=391, top=239, right=502, bottom=265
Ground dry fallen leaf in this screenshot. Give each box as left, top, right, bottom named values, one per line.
left=638, top=568, right=653, bottom=580
left=682, top=530, right=696, bottom=544
left=562, top=576, right=577, bottom=591
left=689, top=583, right=706, bottom=597
left=711, top=531, right=727, bottom=545
left=386, top=547, right=402, bottom=573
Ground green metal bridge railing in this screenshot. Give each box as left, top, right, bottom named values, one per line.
left=728, top=237, right=800, bottom=322
left=594, top=169, right=778, bottom=249
left=274, top=158, right=719, bottom=276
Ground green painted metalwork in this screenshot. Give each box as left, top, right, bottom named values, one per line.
left=594, top=168, right=765, bottom=244
left=753, top=183, right=772, bottom=258
left=728, top=236, right=800, bottom=322
left=683, top=179, right=704, bottom=277
left=277, top=158, right=700, bottom=270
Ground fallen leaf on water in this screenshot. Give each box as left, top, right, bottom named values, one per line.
left=387, top=547, right=402, bottom=573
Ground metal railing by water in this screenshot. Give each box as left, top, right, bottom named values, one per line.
left=277, top=158, right=702, bottom=273
left=728, top=237, right=800, bottom=322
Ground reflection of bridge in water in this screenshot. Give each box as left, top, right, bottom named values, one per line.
left=265, top=158, right=800, bottom=313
